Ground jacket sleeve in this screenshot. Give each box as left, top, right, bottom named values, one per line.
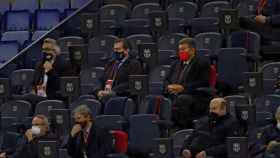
left=98, top=128, right=113, bottom=158
left=10, top=137, right=35, bottom=158
left=66, top=133, right=83, bottom=157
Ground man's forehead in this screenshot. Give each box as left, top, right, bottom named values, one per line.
left=179, top=43, right=189, bottom=48
left=33, top=117, right=43, bottom=123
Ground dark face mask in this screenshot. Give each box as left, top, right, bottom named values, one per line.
left=43, top=52, right=54, bottom=62
left=76, top=121, right=88, bottom=129
left=114, top=51, right=125, bottom=61
left=209, top=112, right=219, bottom=121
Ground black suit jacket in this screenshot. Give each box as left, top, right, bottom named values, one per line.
left=67, top=125, right=113, bottom=158
left=98, top=56, right=142, bottom=96
left=164, top=56, right=210, bottom=95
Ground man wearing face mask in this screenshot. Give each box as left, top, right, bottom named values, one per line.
left=67, top=105, right=113, bottom=158
left=251, top=106, right=280, bottom=158
left=32, top=38, right=63, bottom=99
left=163, top=38, right=210, bottom=129
left=181, top=98, right=238, bottom=158
left=0, top=115, right=56, bottom=158
left=95, top=38, right=142, bottom=102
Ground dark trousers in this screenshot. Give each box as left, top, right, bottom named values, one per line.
left=172, top=94, right=209, bottom=129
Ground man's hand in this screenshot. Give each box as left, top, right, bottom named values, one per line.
left=71, top=124, right=82, bottom=137
left=182, top=149, right=192, bottom=158
left=267, top=140, right=279, bottom=151
left=167, top=84, right=184, bottom=94
left=195, top=151, right=207, bottom=158
left=97, top=90, right=110, bottom=98
left=255, top=15, right=266, bottom=24
left=25, top=129, right=33, bottom=142
left=0, top=152, right=6, bottom=158
left=43, top=61, right=53, bottom=73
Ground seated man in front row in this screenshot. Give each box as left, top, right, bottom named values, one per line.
left=163, top=38, right=210, bottom=129
left=95, top=38, right=142, bottom=103
left=181, top=98, right=238, bottom=158
left=0, top=115, right=57, bottom=158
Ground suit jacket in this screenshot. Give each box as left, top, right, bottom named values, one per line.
left=98, top=56, right=142, bottom=96
left=66, top=125, right=113, bottom=158
left=182, top=114, right=238, bottom=158
left=260, top=0, right=280, bottom=26
left=10, top=133, right=57, bottom=158
left=164, top=55, right=210, bottom=95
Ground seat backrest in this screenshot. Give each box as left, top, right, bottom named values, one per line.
left=158, top=50, right=176, bottom=65
left=171, top=129, right=194, bottom=157
left=1, top=100, right=31, bottom=120
left=255, top=94, right=280, bottom=114
left=158, top=33, right=188, bottom=51
left=104, top=97, right=135, bottom=118
left=57, top=36, right=84, bottom=53
left=0, top=0, right=10, bottom=15
left=41, top=0, right=70, bottom=12
left=71, top=0, right=89, bottom=9
left=261, top=62, right=280, bottom=80
left=12, top=0, right=39, bottom=13
left=1, top=31, right=30, bottom=46
left=0, top=116, right=17, bottom=132
left=201, top=1, right=230, bottom=17
left=149, top=65, right=171, bottom=83
left=35, top=9, right=60, bottom=30
left=31, top=30, right=48, bottom=41
left=5, top=10, right=32, bottom=31
left=10, top=69, right=35, bottom=87
left=195, top=32, right=223, bottom=52
left=126, top=34, right=153, bottom=52
left=0, top=41, right=19, bottom=63
left=167, top=1, right=197, bottom=22
left=131, top=3, right=162, bottom=19
left=95, top=115, right=124, bottom=130
left=88, top=35, right=118, bottom=53
left=224, top=95, right=249, bottom=116
left=35, top=100, right=65, bottom=117
left=100, top=4, right=129, bottom=23
left=80, top=67, right=104, bottom=91
left=131, top=0, right=160, bottom=6
left=237, top=0, right=258, bottom=17
left=189, top=17, right=219, bottom=36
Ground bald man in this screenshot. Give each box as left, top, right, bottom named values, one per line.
left=181, top=98, right=238, bottom=158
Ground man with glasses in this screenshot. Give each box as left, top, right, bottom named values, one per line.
left=0, top=115, right=57, bottom=158
left=163, top=38, right=211, bottom=129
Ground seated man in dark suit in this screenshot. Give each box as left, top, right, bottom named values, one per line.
left=240, top=0, right=280, bottom=44
left=0, top=114, right=57, bottom=158
left=95, top=38, right=142, bottom=103
left=181, top=98, right=238, bottom=158
left=163, top=38, right=210, bottom=129
left=251, top=106, right=280, bottom=158
left=67, top=105, right=113, bottom=158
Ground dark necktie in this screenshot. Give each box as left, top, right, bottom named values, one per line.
left=257, top=0, right=267, bottom=15
left=110, top=61, right=120, bottom=81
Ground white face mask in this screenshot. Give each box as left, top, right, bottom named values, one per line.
left=277, top=123, right=280, bottom=130
left=31, top=126, right=41, bottom=135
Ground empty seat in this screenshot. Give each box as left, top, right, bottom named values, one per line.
left=0, top=117, right=17, bottom=132
left=80, top=67, right=104, bottom=94
left=131, top=0, right=160, bottom=6
left=224, top=95, right=249, bottom=116
left=189, top=17, right=219, bottom=36
left=41, top=0, right=70, bottom=12
left=149, top=82, right=163, bottom=95
left=149, top=65, right=171, bottom=83
left=57, top=36, right=84, bottom=54
left=71, top=0, right=89, bottom=9
left=104, top=97, right=135, bottom=118
left=167, top=1, right=197, bottom=22
left=200, top=1, right=230, bottom=17
left=0, top=41, right=19, bottom=63
left=158, top=33, right=187, bottom=51
left=35, top=9, right=60, bottom=30
left=217, top=48, right=249, bottom=89
left=168, top=18, right=185, bottom=33
left=121, top=19, right=150, bottom=36
left=255, top=94, right=280, bottom=114
left=88, top=35, right=118, bottom=55
left=31, top=30, right=48, bottom=41
left=35, top=100, right=65, bottom=117
left=5, top=10, right=32, bottom=31
left=131, top=3, right=162, bottom=19
left=158, top=50, right=176, bottom=65
left=195, top=32, right=223, bottom=53
left=1, top=31, right=30, bottom=47
left=261, top=62, right=280, bottom=79
left=10, top=69, right=35, bottom=94
left=1, top=100, right=31, bottom=120
left=172, top=129, right=194, bottom=158
left=237, top=0, right=258, bottom=17
left=0, top=0, right=10, bottom=14
left=11, top=0, right=39, bottom=13
left=126, top=34, right=154, bottom=53
left=100, top=4, right=129, bottom=24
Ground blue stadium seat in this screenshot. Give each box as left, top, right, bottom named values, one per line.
left=1, top=31, right=30, bottom=47
left=0, top=41, right=19, bottom=63
left=200, top=1, right=230, bottom=17
left=100, top=20, right=120, bottom=35
left=237, top=0, right=258, bottom=17
left=224, top=95, right=249, bottom=116
left=261, top=62, right=280, bottom=79
left=11, top=0, right=39, bottom=13
left=104, top=97, right=135, bottom=118
left=195, top=32, right=223, bottom=53
left=121, top=19, right=150, bottom=36
left=1, top=100, right=31, bottom=121
left=256, top=111, right=273, bottom=127
left=41, top=0, right=70, bottom=12
left=149, top=65, right=171, bottom=83
left=71, top=0, right=89, bottom=9
left=131, top=3, right=162, bottom=19
left=131, top=0, right=160, bottom=6
left=78, top=94, right=96, bottom=100
left=126, top=34, right=154, bottom=53
left=158, top=33, right=187, bottom=51
left=70, top=99, right=101, bottom=117
left=255, top=94, right=280, bottom=114
left=96, top=115, right=124, bottom=130
left=196, top=49, right=211, bottom=63
left=59, top=149, right=71, bottom=158
left=0, top=117, right=17, bottom=133
left=168, top=18, right=185, bottom=33
left=57, top=36, right=84, bottom=54
left=172, top=129, right=194, bottom=158
left=35, top=100, right=65, bottom=117
left=80, top=67, right=104, bottom=95
left=100, top=4, right=129, bottom=24
left=31, top=30, right=48, bottom=41
left=10, top=69, right=35, bottom=95
left=217, top=48, right=249, bottom=90
left=189, top=17, right=219, bottom=36
left=0, top=0, right=10, bottom=15
left=5, top=10, right=32, bottom=31
left=35, top=9, right=60, bottom=30
left=149, top=82, right=163, bottom=95
left=129, top=114, right=160, bottom=155
left=167, top=1, right=197, bottom=22
left=88, top=35, right=118, bottom=56
left=158, top=50, right=176, bottom=65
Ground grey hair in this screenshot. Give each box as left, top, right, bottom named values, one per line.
left=72, top=105, right=93, bottom=118
left=34, top=114, right=50, bottom=131
left=275, top=106, right=280, bottom=121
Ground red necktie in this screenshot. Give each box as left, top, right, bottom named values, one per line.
left=257, top=0, right=267, bottom=15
